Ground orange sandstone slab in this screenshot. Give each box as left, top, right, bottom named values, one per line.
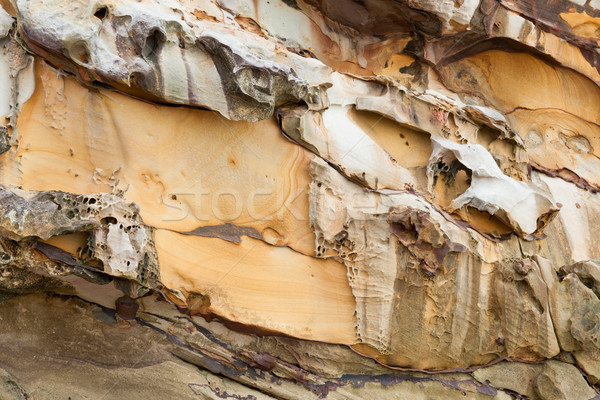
left=155, top=230, right=357, bottom=343
left=6, top=59, right=316, bottom=253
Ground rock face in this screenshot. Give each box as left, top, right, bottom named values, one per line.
left=0, top=0, right=599, bottom=398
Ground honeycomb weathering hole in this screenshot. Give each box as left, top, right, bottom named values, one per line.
left=94, top=7, right=107, bottom=20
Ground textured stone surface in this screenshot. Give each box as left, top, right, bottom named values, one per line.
left=0, top=0, right=599, bottom=398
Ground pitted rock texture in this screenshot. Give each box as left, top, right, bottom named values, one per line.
left=0, top=187, right=158, bottom=283
left=0, top=0, right=599, bottom=398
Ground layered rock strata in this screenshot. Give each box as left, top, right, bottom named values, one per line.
left=0, top=0, right=599, bottom=398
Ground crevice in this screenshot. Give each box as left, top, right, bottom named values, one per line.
left=531, top=164, right=600, bottom=194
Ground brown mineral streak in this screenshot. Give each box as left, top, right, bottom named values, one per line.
left=388, top=209, right=467, bottom=275
left=531, top=164, right=600, bottom=194
left=32, top=241, right=92, bottom=270
left=1, top=0, right=600, bottom=398
left=179, top=223, right=263, bottom=243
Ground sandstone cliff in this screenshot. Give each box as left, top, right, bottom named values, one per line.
left=0, top=0, right=600, bottom=398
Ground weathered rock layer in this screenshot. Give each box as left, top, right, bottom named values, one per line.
left=1, top=0, right=600, bottom=398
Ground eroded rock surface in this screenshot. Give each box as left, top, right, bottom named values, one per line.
left=0, top=0, right=599, bottom=398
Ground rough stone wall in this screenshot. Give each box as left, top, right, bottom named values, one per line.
left=0, top=0, right=599, bottom=398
